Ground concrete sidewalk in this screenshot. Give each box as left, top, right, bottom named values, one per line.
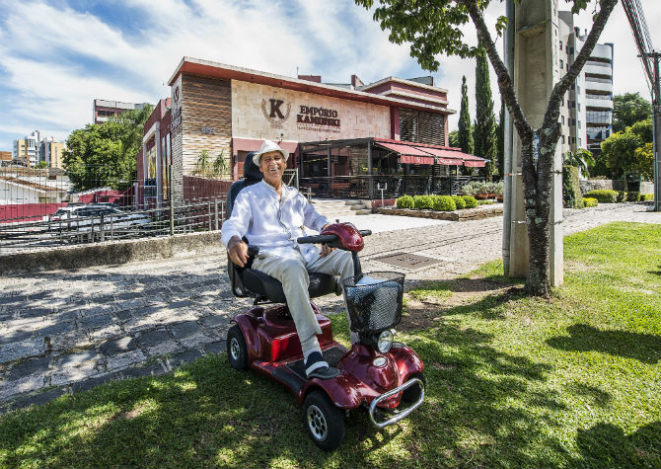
left=0, top=203, right=658, bottom=412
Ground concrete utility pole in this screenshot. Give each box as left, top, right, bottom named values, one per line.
left=651, top=52, right=661, bottom=212
left=503, top=0, right=564, bottom=286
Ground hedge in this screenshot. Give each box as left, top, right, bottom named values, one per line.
left=462, top=195, right=478, bottom=208
left=640, top=193, right=654, bottom=201
left=583, top=197, right=599, bottom=208
left=583, top=189, right=618, bottom=203
left=433, top=195, right=456, bottom=211
left=414, top=195, right=434, bottom=210
left=452, top=195, right=466, bottom=209
left=396, top=195, right=414, bottom=209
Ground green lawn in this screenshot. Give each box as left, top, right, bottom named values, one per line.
left=1, top=222, right=659, bottom=468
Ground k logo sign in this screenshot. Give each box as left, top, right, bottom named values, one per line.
left=261, top=98, right=291, bottom=128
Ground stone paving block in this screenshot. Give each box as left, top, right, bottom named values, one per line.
left=163, top=349, right=203, bottom=370
left=49, top=332, right=92, bottom=353
left=203, top=340, right=226, bottom=355
left=115, top=310, right=134, bottom=323
left=8, top=356, right=50, bottom=380
left=88, top=325, right=123, bottom=342
left=5, top=388, right=68, bottom=413
left=170, top=321, right=202, bottom=339
left=143, top=341, right=180, bottom=357
left=59, top=349, right=99, bottom=368
left=33, top=321, right=77, bottom=338
left=0, top=375, right=45, bottom=400
left=106, top=349, right=146, bottom=371
left=80, top=314, right=115, bottom=330
left=178, top=333, right=217, bottom=349
left=200, top=314, right=230, bottom=329
left=19, top=307, right=54, bottom=318
left=0, top=329, right=33, bottom=346
left=122, top=363, right=167, bottom=379
left=115, top=298, right=145, bottom=312
left=79, top=305, right=116, bottom=318
left=50, top=361, right=98, bottom=386
left=0, top=339, right=46, bottom=364
left=138, top=329, right=171, bottom=348
left=71, top=372, right=122, bottom=394
left=100, top=336, right=136, bottom=355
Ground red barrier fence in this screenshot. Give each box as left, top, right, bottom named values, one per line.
left=184, top=176, right=232, bottom=203
left=0, top=203, right=67, bottom=223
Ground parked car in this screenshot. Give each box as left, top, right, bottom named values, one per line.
left=50, top=204, right=152, bottom=242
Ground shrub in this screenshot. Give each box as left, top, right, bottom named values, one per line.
left=414, top=195, right=434, bottom=210
left=627, top=191, right=640, bottom=202
left=459, top=181, right=483, bottom=197
left=452, top=195, right=466, bottom=209
left=477, top=200, right=494, bottom=205
left=584, top=189, right=618, bottom=203
left=617, top=191, right=626, bottom=202
left=583, top=197, right=599, bottom=208
left=433, top=195, right=456, bottom=211
left=639, top=193, right=654, bottom=201
left=462, top=195, right=478, bottom=208
left=396, top=195, right=415, bottom=209
left=562, top=165, right=583, bottom=209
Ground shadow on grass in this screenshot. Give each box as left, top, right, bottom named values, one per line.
left=576, top=421, right=661, bottom=468
left=546, top=324, right=661, bottom=364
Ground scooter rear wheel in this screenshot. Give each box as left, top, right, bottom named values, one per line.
left=227, top=325, right=248, bottom=370
left=303, top=390, right=345, bottom=451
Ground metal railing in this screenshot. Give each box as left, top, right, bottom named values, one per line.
left=0, top=198, right=226, bottom=254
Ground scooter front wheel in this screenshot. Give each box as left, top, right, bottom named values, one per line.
left=303, top=390, right=345, bottom=451
left=227, top=325, right=248, bottom=370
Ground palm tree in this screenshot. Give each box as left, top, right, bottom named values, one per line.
left=197, top=149, right=212, bottom=176
left=213, top=150, right=229, bottom=179
left=564, top=148, right=595, bottom=177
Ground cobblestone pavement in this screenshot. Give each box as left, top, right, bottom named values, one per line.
left=0, top=203, right=658, bottom=412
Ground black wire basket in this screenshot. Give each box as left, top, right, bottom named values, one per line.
left=342, top=271, right=405, bottom=333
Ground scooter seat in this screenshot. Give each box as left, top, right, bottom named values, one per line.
left=243, top=268, right=337, bottom=303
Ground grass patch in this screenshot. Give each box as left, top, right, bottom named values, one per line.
left=1, top=222, right=659, bottom=468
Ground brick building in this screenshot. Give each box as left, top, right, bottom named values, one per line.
left=140, top=57, right=487, bottom=207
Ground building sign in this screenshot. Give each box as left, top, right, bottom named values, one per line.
left=233, top=81, right=390, bottom=141
left=297, top=105, right=341, bottom=129
left=261, top=98, right=291, bottom=128
left=201, top=126, right=216, bottom=135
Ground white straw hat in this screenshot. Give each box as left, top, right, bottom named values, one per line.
left=255, top=140, right=289, bottom=164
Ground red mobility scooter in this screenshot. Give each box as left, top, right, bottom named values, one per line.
left=225, top=153, right=425, bottom=451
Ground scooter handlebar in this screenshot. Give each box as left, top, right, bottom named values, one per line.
left=297, top=230, right=371, bottom=244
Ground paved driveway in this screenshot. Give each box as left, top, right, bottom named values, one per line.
left=0, top=203, right=658, bottom=411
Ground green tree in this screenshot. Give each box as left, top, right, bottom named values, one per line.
left=600, top=119, right=653, bottom=180
left=613, top=93, right=652, bottom=133
left=634, top=143, right=654, bottom=180
left=564, top=148, right=594, bottom=176
left=213, top=150, right=230, bottom=178
left=458, top=76, right=473, bottom=155
left=37, top=161, right=48, bottom=169
left=449, top=130, right=460, bottom=147
left=355, top=0, right=619, bottom=296
left=63, top=105, right=154, bottom=191
left=474, top=46, right=497, bottom=181
left=197, top=149, right=213, bottom=176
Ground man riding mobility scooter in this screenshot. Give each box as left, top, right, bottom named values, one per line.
left=225, top=153, right=425, bottom=451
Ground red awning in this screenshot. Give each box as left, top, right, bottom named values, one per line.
left=232, top=137, right=298, bottom=154
left=399, top=155, right=435, bottom=165
left=374, top=138, right=488, bottom=167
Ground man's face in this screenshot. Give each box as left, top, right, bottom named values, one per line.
left=259, top=150, right=286, bottom=186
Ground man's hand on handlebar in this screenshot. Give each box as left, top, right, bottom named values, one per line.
left=228, top=236, right=249, bottom=267
left=320, top=243, right=335, bottom=257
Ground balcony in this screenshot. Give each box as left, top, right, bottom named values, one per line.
left=585, top=81, right=613, bottom=93
left=586, top=63, right=612, bottom=77
left=586, top=98, right=613, bottom=110
left=591, top=44, right=613, bottom=61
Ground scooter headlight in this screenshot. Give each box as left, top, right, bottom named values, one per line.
left=376, top=330, right=394, bottom=354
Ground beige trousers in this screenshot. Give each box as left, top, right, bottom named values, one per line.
left=252, top=249, right=354, bottom=346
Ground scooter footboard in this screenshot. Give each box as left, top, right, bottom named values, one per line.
left=368, top=377, right=425, bottom=429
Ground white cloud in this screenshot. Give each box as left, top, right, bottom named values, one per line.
left=0, top=0, right=657, bottom=151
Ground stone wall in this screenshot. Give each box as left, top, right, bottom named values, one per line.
left=0, top=232, right=224, bottom=275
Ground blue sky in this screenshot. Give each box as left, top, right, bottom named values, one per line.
left=0, top=0, right=658, bottom=152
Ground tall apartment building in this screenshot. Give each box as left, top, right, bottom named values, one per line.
left=558, top=11, right=613, bottom=158
left=93, top=99, right=149, bottom=125
left=12, top=131, right=65, bottom=168
left=581, top=41, right=614, bottom=156
left=13, top=130, right=40, bottom=167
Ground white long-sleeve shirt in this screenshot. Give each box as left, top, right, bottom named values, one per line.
left=220, top=180, right=329, bottom=263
